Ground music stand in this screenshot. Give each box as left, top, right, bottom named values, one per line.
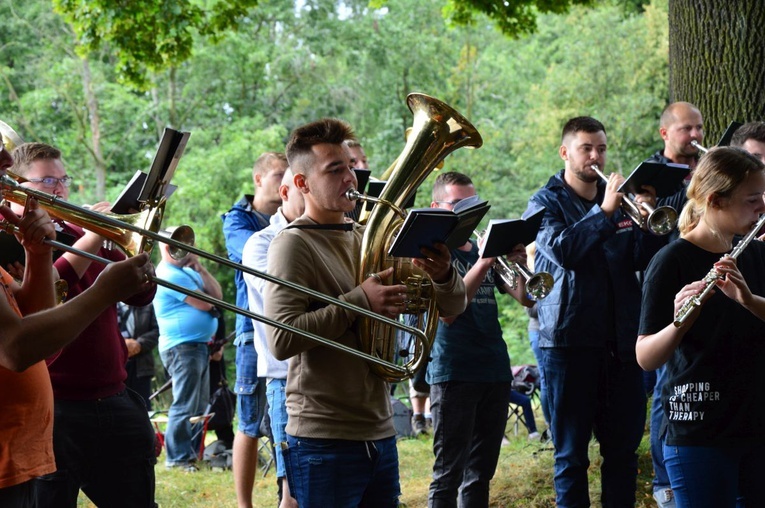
left=138, top=128, right=190, bottom=208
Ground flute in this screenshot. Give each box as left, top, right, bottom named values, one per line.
left=674, top=214, right=765, bottom=327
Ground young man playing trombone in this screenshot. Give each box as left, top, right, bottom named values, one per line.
left=8, top=142, right=158, bottom=508
left=525, top=116, right=664, bottom=507
left=263, top=118, right=466, bottom=507
left=0, top=131, right=155, bottom=507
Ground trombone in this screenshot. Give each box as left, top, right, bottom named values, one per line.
left=0, top=175, right=429, bottom=379
left=591, top=164, right=678, bottom=236
left=473, top=231, right=553, bottom=301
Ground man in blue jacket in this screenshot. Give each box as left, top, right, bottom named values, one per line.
left=525, top=116, right=664, bottom=507
left=221, top=151, right=286, bottom=508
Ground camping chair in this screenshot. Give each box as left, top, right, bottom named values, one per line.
left=506, top=365, right=541, bottom=438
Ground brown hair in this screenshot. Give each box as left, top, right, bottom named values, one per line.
left=432, top=171, right=473, bottom=202
left=285, top=119, right=355, bottom=174
left=253, top=151, right=287, bottom=176
left=679, top=146, right=765, bottom=235
left=731, top=121, right=765, bottom=147
left=11, top=142, right=61, bottom=177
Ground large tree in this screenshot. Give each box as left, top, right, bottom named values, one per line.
left=446, top=0, right=765, bottom=140
left=668, top=0, right=765, bottom=140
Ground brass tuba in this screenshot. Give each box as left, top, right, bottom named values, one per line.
left=354, top=93, right=483, bottom=381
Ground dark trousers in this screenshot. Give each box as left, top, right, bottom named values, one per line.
left=0, top=479, right=37, bottom=508
left=32, top=390, right=157, bottom=508
left=125, top=358, right=152, bottom=411
left=428, top=381, right=511, bottom=508
left=541, top=347, right=646, bottom=508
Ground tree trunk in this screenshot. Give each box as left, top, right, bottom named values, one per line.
left=80, top=57, right=106, bottom=201
left=669, top=0, right=765, bottom=142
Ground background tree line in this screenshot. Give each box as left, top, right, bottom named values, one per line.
left=1, top=0, right=670, bottom=363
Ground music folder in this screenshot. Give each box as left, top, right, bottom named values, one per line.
left=388, top=195, right=490, bottom=258
left=478, top=207, right=545, bottom=259
left=364, top=179, right=416, bottom=211
left=0, top=228, right=77, bottom=268
left=137, top=128, right=190, bottom=206
left=717, top=121, right=744, bottom=147
left=111, top=170, right=178, bottom=214
left=617, top=161, right=690, bottom=198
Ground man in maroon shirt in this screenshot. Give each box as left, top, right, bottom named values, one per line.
left=9, top=142, right=158, bottom=508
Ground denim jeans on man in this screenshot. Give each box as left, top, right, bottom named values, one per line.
left=650, top=363, right=671, bottom=493
left=235, top=340, right=267, bottom=437
left=283, top=434, right=400, bottom=507
left=663, top=442, right=765, bottom=507
left=266, top=378, right=289, bottom=479
left=528, top=328, right=550, bottom=424
left=160, top=342, right=210, bottom=466
left=428, top=381, right=510, bottom=508
left=32, top=390, right=157, bottom=507
left=541, top=347, right=646, bottom=508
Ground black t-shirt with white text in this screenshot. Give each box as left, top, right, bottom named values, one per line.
left=639, top=238, right=765, bottom=447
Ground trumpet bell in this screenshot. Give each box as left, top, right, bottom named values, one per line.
left=526, top=272, right=554, bottom=301
left=646, top=206, right=678, bottom=236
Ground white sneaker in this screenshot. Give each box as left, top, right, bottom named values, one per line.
left=528, top=431, right=541, bottom=441
left=653, top=487, right=676, bottom=508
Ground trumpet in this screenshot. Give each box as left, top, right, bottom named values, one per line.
left=674, top=214, right=765, bottom=327
left=473, top=231, right=553, bottom=301
left=591, top=164, right=678, bottom=236
left=0, top=174, right=430, bottom=380
left=691, top=140, right=709, bottom=153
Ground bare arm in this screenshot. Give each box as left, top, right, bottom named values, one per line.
left=0, top=253, right=154, bottom=372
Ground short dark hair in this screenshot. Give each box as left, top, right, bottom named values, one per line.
left=561, top=116, right=606, bottom=142
left=286, top=119, right=355, bottom=174
left=731, top=121, right=765, bottom=147
left=11, top=142, right=62, bottom=177
left=432, top=171, right=473, bottom=202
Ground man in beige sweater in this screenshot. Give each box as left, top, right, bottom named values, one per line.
left=264, top=118, right=466, bottom=507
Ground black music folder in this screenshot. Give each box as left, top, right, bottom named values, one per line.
left=0, top=228, right=76, bottom=268
left=364, top=179, right=416, bottom=212
left=388, top=195, right=490, bottom=258
left=353, top=169, right=372, bottom=194
left=137, top=128, right=190, bottom=206
left=617, top=161, right=690, bottom=198
left=111, top=170, right=177, bottom=214
left=478, top=207, right=545, bottom=259
left=717, top=121, right=744, bottom=147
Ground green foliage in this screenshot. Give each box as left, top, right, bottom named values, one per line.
left=443, top=0, right=595, bottom=38
left=52, top=0, right=259, bottom=88
left=1, top=0, right=670, bottom=364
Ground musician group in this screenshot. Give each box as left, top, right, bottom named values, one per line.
left=2, top=101, right=765, bottom=508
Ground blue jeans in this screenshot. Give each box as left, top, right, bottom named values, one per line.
left=528, top=329, right=550, bottom=424
left=663, top=442, right=765, bottom=507
left=540, top=347, right=646, bottom=508
left=32, top=390, right=157, bottom=508
left=508, top=389, right=537, bottom=433
left=160, top=342, right=210, bottom=466
left=428, top=381, right=511, bottom=508
left=650, top=363, right=670, bottom=491
left=266, top=378, right=289, bottom=478
left=235, top=342, right=267, bottom=437
left=283, top=435, right=400, bottom=508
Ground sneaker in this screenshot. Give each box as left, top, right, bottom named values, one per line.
left=653, top=487, right=676, bottom=508
left=411, top=414, right=428, bottom=436
left=425, top=416, right=433, bottom=432
left=528, top=431, right=541, bottom=441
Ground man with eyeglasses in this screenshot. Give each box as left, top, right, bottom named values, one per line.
left=426, top=171, right=533, bottom=507
left=8, top=142, right=159, bottom=507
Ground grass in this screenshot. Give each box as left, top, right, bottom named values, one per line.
left=77, top=409, right=659, bottom=507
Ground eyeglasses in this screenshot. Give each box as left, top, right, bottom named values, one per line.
left=26, top=176, right=73, bottom=189
left=434, top=198, right=464, bottom=207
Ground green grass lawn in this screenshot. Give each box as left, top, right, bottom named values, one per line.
left=77, top=411, right=658, bottom=507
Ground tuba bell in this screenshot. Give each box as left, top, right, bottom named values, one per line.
left=354, top=93, right=483, bottom=381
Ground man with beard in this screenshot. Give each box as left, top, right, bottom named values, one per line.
left=525, top=116, right=664, bottom=507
